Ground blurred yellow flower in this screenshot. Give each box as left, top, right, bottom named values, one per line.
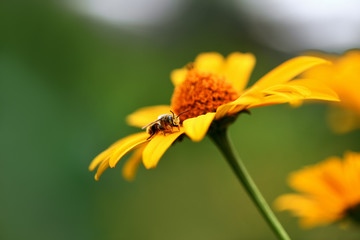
left=275, top=151, right=360, bottom=228
left=89, top=52, right=339, bottom=181
left=303, top=50, right=360, bottom=133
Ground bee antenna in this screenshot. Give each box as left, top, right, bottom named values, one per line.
left=170, top=110, right=175, bottom=118
left=177, top=110, right=190, bottom=118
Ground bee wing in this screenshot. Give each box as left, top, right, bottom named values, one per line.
left=142, top=119, right=161, bottom=129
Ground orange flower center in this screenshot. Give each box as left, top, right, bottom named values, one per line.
left=171, top=70, right=240, bottom=121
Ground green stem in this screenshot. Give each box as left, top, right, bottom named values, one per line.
left=209, top=128, right=290, bottom=240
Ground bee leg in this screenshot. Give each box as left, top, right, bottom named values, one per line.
left=147, top=132, right=155, bottom=140
left=173, top=125, right=180, bottom=132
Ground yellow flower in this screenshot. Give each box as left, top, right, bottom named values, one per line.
left=274, top=152, right=360, bottom=228
left=89, top=52, right=339, bottom=181
left=302, top=50, right=360, bottom=133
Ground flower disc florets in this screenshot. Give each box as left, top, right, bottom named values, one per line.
left=171, top=70, right=240, bottom=122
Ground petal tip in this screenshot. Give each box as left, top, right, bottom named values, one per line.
left=122, top=171, right=136, bottom=181
left=189, top=135, right=204, bottom=142
left=94, top=174, right=100, bottom=181
left=143, top=162, right=156, bottom=169
left=183, top=113, right=216, bottom=142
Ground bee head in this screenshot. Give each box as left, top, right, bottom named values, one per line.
left=172, top=116, right=180, bottom=126
left=169, top=110, right=179, bottom=126
left=171, top=110, right=189, bottom=126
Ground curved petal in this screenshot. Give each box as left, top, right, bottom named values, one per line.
left=126, top=105, right=172, bottom=128
left=142, top=129, right=184, bottom=169
left=215, top=95, right=258, bottom=118
left=343, top=152, right=360, bottom=203
left=340, top=152, right=360, bottom=204
left=302, top=51, right=339, bottom=63
left=286, top=79, right=339, bottom=102
left=170, top=68, right=188, bottom=86
left=275, top=194, right=316, bottom=214
left=89, top=147, right=115, bottom=171
left=170, top=52, right=255, bottom=90
left=246, top=79, right=340, bottom=109
left=109, top=132, right=149, bottom=168
left=95, top=159, right=110, bottom=181
left=224, top=52, right=256, bottom=92
left=263, top=84, right=311, bottom=97
left=247, top=95, right=296, bottom=109
left=89, top=136, right=132, bottom=171
left=122, top=146, right=145, bottom=181
left=274, top=194, right=340, bottom=228
left=245, top=56, right=331, bottom=95
left=170, top=53, right=226, bottom=87
left=183, top=112, right=216, bottom=141
left=194, top=52, right=225, bottom=74
left=288, top=158, right=348, bottom=207
left=215, top=104, right=236, bottom=120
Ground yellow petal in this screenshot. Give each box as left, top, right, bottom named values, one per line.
left=109, top=132, right=149, bottom=168
left=170, top=68, right=188, bottom=86
left=246, top=79, right=339, bottom=109
left=95, top=159, right=110, bottom=181
left=183, top=112, right=216, bottom=141
left=245, top=56, right=331, bottom=95
left=89, top=137, right=130, bottom=171
left=89, top=147, right=114, bottom=172
left=342, top=152, right=360, bottom=204
left=224, top=52, right=256, bottom=92
left=247, top=94, right=296, bottom=109
left=274, top=194, right=340, bottom=228
left=275, top=194, right=316, bottom=215
left=301, top=50, right=360, bottom=120
left=142, top=129, right=184, bottom=169
left=263, top=84, right=311, bottom=97
left=215, top=104, right=236, bottom=120
left=258, top=84, right=312, bottom=106
left=126, top=105, right=172, bottom=128
left=170, top=52, right=225, bottom=86
left=288, top=158, right=347, bottom=207
left=286, top=79, right=339, bottom=102
left=122, top=146, right=145, bottom=181
left=302, top=51, right=339, bottom=62
left=215, top=95, right=258, bottom=118
left=194, top=52, right=225, bottom=74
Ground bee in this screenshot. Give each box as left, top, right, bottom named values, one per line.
left=142, top=110, right=189, bottom=140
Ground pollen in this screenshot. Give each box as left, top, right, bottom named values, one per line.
left=171, top=70, right=240, bottom=121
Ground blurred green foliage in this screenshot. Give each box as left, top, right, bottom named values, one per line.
left=1, top=1, right=359, bottom=240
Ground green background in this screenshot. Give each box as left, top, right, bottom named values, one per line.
left=1, top=1, right=359, bottom=239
